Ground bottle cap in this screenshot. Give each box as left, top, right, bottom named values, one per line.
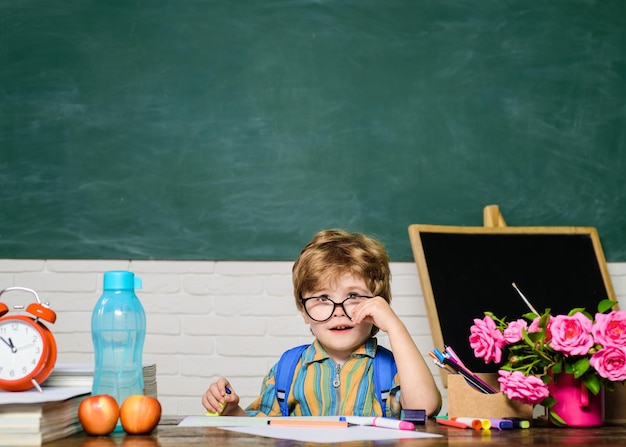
left=103, top=270, right=142, bottom=290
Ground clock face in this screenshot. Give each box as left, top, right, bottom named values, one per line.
left=0, top=319, right=46, bottom=382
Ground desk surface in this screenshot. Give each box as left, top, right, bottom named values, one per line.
left=42, top=417, right=626, bottom=447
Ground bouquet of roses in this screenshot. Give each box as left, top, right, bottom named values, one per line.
left=468, top=298, right=626, bottom=410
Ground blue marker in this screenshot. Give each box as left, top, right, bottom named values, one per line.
left=503, top=417, right=530, bottom=429
left=488, top=418, right=514, bottom=430
left=432, top=348, right=446, bottom=362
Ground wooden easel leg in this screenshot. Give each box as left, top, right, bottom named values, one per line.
left=483, top=205, right=507, bottom=228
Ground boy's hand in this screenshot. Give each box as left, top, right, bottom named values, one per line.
left=350, top=296, right=400, bottom=333
left=202, top=378, right=240, bottom=415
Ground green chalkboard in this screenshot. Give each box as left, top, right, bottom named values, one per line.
left=1, top=1, right=625, bottom=260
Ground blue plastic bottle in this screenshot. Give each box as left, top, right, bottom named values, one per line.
left=91, top=270, right=146, bottom=408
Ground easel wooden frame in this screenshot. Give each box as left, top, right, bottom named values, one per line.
left=408, top=205, right=617, bottom=387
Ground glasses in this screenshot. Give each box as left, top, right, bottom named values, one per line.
left=300, top=294, right=373, bottom=322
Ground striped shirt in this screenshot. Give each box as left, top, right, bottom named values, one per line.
left=245, top=337, right=400, bottom=418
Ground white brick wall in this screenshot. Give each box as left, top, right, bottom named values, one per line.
left=2, top=260, right=625, bottom=417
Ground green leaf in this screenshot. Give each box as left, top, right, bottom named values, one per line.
left=568, top=307, right=586, bottom=316
left=527, top=331, right=543, bottom=343
left=523, top=311, right=538, bottom=321
left=543, top=395, right=556, bottom=408
left=548, top=408, right=568, bottom=427
left=583, top=374, right=602, bottom=395
left=573, top=358, right=590, bottom=378
left=539, top=311, right=551, bottom=328
left=551, top=360, right=563, bottom=375
left=598, top=299, right=617, bottom=314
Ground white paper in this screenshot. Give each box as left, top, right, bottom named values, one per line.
left=178, top=416, right=442, bottom=443
left=0, top=387, right=90, bottom=405
left=178, top=416, right=270, bottom=427
left=220, top=425, right=442, bottom=443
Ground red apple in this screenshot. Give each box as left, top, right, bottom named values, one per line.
left=78, top=394, right=120, bottom=436
left=119, top=395, right=162, bottom=435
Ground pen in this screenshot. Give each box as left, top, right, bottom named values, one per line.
left=432, top=348, right=446, bottom=362
left=205, top=386, right=231, bottom=416
left=268, top=419, right=349, bottom=428
left=444, top=345, right=468, bottom=369
left=442, top=358, right=496, bottom=394
left=340, top=416, right=415, bottom=431
left=435, top=417, right=469, bottom=429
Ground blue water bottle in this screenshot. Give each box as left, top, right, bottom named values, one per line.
left=91, top=270, right=146, bottom=408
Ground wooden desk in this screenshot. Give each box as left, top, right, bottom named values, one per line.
left=42, top=417, right=626, bottom=447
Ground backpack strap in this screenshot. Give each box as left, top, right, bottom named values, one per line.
left=275, top=344, right=309, bottom=416
left=373, top=345, right=397, bottom=416
left=274, top=343, right=397, bottom=417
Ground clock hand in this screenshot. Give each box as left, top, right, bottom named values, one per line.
left=0, top=336, right=18, bottom=353
left=15, top=342, right=37, bottom=351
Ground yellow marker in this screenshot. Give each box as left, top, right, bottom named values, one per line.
left=206, top=387, right=231, bottom=416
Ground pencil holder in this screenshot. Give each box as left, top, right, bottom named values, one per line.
left=447, top=374, right=533, bottom=420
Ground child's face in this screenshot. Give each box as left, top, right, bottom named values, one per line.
left=300, top=272, right=374, bottom=363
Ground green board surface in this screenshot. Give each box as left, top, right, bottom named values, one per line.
left=1, top=1, right=625, bottom=260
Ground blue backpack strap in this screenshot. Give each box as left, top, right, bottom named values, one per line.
left=373, top=345, right=397, bottom=416
left=275, top=344, right=309, bottom=416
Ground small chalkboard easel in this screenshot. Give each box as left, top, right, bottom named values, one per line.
left=408, top=205, right=617, bottom=384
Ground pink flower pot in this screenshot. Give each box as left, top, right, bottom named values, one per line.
left=548, top=373, right=604, bottom=427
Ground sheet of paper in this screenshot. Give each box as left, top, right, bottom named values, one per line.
left=178, top=416, right=270, bottom=427
left=178, top=416, right=442, bottom=443
left=219, top=425, right=442, bottom=443
left=0, top=387, right=91, bottom=405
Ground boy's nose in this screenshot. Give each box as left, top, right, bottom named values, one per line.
left=333, top=304, right=347, bottom=317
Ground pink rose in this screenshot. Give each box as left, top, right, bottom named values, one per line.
left=503, top=319, right=528, bottom=344
left=590, top=346, right=626, bottom=382
left=498, top=370, right=550, bottom=405
left=549, top=313, right=594, bottom=356
left=469, top=316, right=505, bottom=364
left=592, top=310, right=626, bottom=348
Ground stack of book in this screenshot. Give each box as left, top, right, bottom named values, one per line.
left=43, top=363, right=158, bottom=398
left=0, top=364, right=158, bottom=446
left=0, top=386, right=90, bottom=446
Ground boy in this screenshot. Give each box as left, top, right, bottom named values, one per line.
left=202, top=229, right=441, bottom=417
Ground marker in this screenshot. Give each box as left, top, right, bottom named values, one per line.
left=488, top=418, right=513, bottom=430
left=504, top=417, right=531, bottom=429
left=205, top=386, right=232, bottom=416
left=268, top=419, right=349, bottom=428
left=451, top=417, right=490, bottom=430
left=341, top=416, right=415, bottom=431
left=435, top=417, right=469, bottom=429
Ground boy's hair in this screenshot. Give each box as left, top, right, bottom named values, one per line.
left=292, top=229, right=392, bottom=335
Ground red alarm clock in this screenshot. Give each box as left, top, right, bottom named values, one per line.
left=0, top=287, right=57, bottom=392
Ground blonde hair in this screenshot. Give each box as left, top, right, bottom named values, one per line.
left=292, top=229, right=392, bottom=334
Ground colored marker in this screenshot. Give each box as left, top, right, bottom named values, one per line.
left=341, top=416, right=415, bottom=431
left=488, top=418, right=513, bottom=430
left=452, top=417, right=490, bottom=430
left=435, top=417, right=469, bottom=429
left=504, top=417, right=531, bottom=429
left=205, top=386, right=232, bottom=416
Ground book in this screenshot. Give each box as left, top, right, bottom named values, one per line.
left=0, top=363, right=158, bottom=446
left=0, top=386, right=91, bottom=446
left=43, top=363, right=158, bottom=398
